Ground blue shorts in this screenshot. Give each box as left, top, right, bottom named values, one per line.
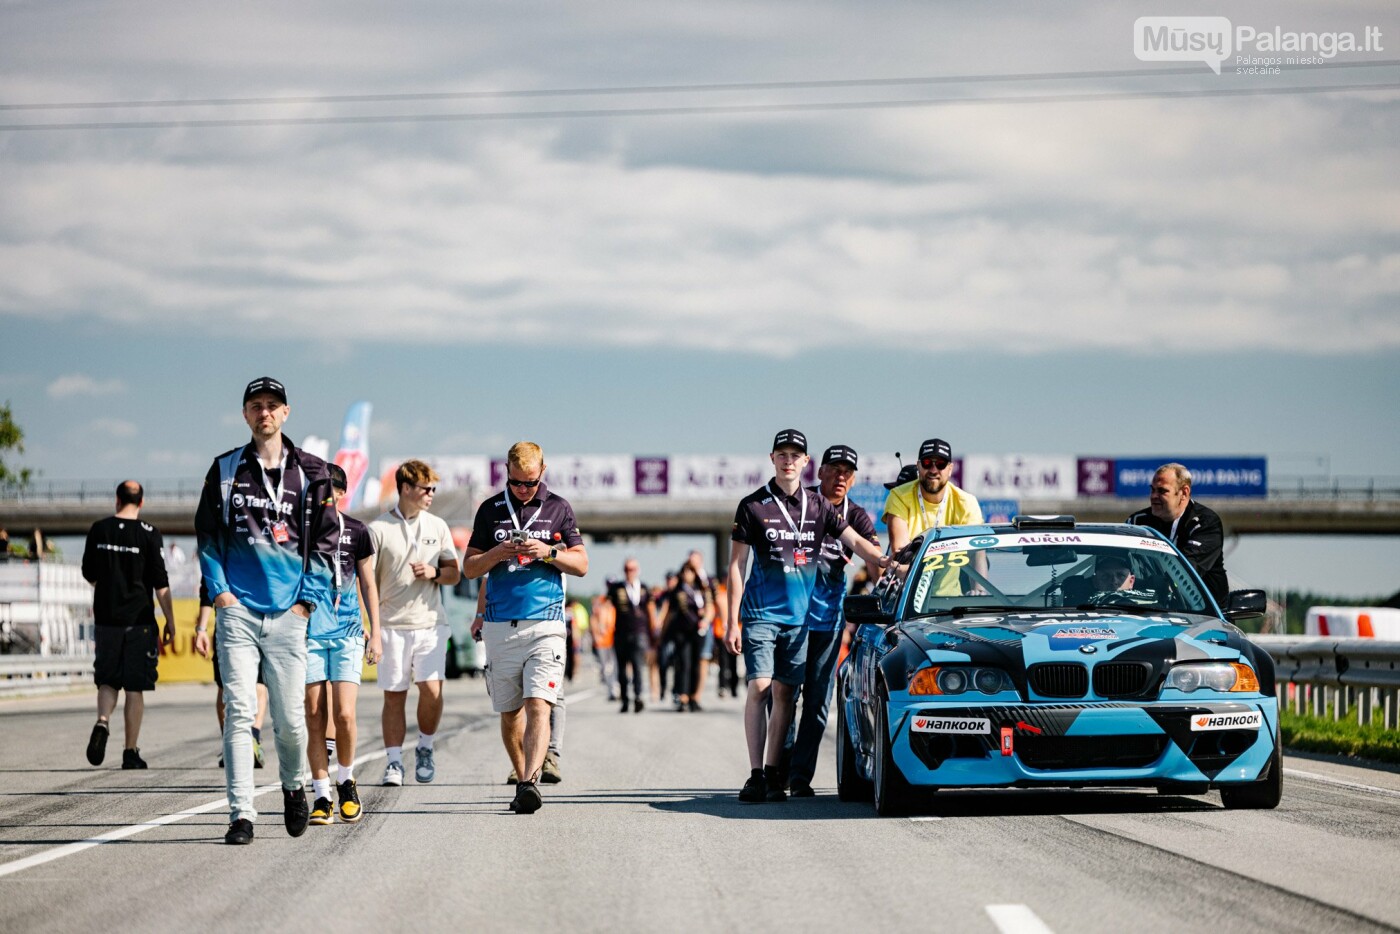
left=306, top=635, right=365, bottom=685
left=741, top=621, right=806, bottom=686
left=700, top=626, right=715, bottom=661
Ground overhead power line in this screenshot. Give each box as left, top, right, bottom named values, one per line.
left=0, top=82, right=1394, bottom=133
left=0, top=60, right=1395, bottom=113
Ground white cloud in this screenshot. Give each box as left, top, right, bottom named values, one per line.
left=1, top=2, right=1397, bottom=358
left=89, top=417, right=138, bottom=438
left=47, top=374, right=126, bottom=398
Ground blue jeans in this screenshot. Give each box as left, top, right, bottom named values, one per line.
left=215, top=604, right=308, bottom=823
left=786, top=629, right=842, bottom=786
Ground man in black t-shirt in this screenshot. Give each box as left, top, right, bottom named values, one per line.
left=80, top=481, right=176, bottom=769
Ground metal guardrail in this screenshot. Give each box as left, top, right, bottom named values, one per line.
left=0, top=654, right=94, bottom=697
left=1252, top=635, right=1400, bottom=729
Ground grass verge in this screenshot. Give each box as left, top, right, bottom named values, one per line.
left=1280, top=708, right=1400, bottom=765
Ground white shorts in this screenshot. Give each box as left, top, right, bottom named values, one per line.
left=380, top=625, right=449, bottom=692
left=482, top=620, right=566, bottom=713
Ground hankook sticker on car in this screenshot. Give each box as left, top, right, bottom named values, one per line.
left=911, top=716, right=990, bottom=734
left=1190, top=711, right=1262, bottom=731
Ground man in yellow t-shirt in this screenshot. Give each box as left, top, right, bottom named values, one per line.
left=883, top=438, right=984, bottom=552
left=883, top=438, right=987, bottom=596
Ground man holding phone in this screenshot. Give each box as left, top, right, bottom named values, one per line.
left=463, top=442, right=588, bottom=815
left=369, top=459, right=461, bottom=786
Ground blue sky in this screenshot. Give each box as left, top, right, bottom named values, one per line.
left=3, top=0, right=1398, bottom=595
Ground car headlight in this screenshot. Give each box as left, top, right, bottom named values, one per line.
left=1164, top=661, right=1260, bottom=693
left=909, top=666, right=1012, bottom=696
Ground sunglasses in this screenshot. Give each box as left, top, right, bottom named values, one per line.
left=413, top=484, right=437, bottom=495
left=508, top=477, right=542, bottom=489
left=920, top=457, right=951, bottom=471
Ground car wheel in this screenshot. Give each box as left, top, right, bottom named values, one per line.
left=1219, top=739, right=1282, bottom=810
left=873, top=695, right=916, bottom=817
left=837, top=692, right=873, bottom=803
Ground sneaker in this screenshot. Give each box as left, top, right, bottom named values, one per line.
left=309, top=797, right=335, bottom=825
left=252, top=739, right=265, bottom=769
left=381, top=761, right=404, bottom=786
left=510, top=780, right=543, bottom=814
left=337, top=780, right=362, bottom=823
left=764, top=765, right=787, bottom=802
left=540, top=751, right=562, bottom=784
left=688, top=699, right=703, bottom=713
left=217, top=751, right=224, bottom=768
left=414, top=746, right=436, bottom=783
left=674, top=698, right=685, bottom=711
left=789, top=779, right=816, bottom=798
left=122, top=748, right=148, bottom=770
left=619, top=698, right=630, bottom=713
left=506, top=767, right=519, bottom=785
left=224, top=818, right=254, bottom=845
left=283, top=787, right=309, bottom=838
left=738, top=769, right=766, bottom=803
left=634, top=698, right=645, bottom=713
left=86, top=722, right=109, bottom=766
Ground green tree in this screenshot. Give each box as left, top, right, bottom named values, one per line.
left=0, top=402, right=33, bottom=487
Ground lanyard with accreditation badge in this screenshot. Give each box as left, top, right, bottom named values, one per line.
left=505, top=492, right=544, bottom=570
left=769, top=481, right=811, bottom=567
left=259, top=452, right=295, bottom=544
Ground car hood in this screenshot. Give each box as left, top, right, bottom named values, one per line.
left=900, top=610, right=1248, bottom=666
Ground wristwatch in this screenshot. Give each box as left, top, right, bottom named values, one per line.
left=546, top=546, right=559, bottom=563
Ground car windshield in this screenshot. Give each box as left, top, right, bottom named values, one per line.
left=901, top=529, right=1214, bottom=618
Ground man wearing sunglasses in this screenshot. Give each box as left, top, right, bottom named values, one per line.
left=369, top=459, right=461, bottom=787
left=883, top=438, right=985, bottom=553
left=463, top=442, right=588, bottom=815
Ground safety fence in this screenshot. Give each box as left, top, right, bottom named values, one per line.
left=1252, top=635, right=1400, bottom=729
left=0, top=654, right=95, bottom=697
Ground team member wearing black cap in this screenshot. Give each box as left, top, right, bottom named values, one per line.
left=785, top=445, right=879, bottom=797
left=81, top=481, right=177, bottom=769
left=196, top=377, right=339, bottom=845
left=882, top=438, right=984, bottom=553
left=725, top=430, right=889, bottom=803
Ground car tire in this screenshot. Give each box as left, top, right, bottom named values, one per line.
left=836, top=692, right=873, bottom=803
left=873, top=695, right=916, bottom=817
left=1219, top=739, right=1282, bottom=810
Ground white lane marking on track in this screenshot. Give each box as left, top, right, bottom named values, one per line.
left=0, top=720, right=478, bottom=880
left=1284, top=768, right=1400, bottom=800
left=909, top=816, right=943, bottom=821
left=986, top=904, right=1055, bottom=934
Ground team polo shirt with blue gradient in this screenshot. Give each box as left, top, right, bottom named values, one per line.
left=468, top=483, right=583, bottom=623
left=195, top=437, right=337, bottom=618
left=309, top=513, right=374, bottom=641
left=732, top=481, right=849, bottom=627
left=804, top=489, right=879, bottom=632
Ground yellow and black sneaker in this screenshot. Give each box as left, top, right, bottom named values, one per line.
left=309, top=796, right=335, bottom=825
left=337, top=779, right=362, bottom=823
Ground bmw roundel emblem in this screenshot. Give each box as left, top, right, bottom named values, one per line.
left=1079, top=644, right=1097, bottom=654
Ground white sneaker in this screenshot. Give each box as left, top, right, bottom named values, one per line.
left=415, top=747, right=436, bottom=783
left=381, top=761, right=404, bottom=786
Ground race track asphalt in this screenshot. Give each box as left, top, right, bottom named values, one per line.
left=2, top=677, right=1398, bottom=934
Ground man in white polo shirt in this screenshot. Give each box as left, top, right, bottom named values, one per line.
left=370, top=459, right=461, bottom=786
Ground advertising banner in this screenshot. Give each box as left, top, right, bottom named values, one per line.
left=1113, top=457, right=1267, bottom=498
left=846, top=482, right=892, bottom=533
left=490, top=455, right=635, bottom=500
left=961, top=455, right=1077, bottom=499
left=1077, top=458, right=1116, bottom=496
left=669, top=456, right=782, bottom=499
left=978, top=499, right=1020, bottom=524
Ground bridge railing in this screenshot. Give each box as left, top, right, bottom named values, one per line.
left=1252, top=635, right=1400, bottom=729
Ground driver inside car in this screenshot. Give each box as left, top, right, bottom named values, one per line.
left=1093, top=556, right=1135, bottom=592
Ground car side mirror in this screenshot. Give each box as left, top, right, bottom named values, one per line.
left=844, top=593, right=892, bottom=626
left=1223, top=589, right=1267, bottom=622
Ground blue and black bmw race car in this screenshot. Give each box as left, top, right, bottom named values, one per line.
left=836, top=516, right=1281, bottom=816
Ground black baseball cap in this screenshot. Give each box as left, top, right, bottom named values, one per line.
left=918, top=438, right=952, bottom=462
left=243, top=377, right=287, bottom=406
left=771, top=429, right=808, bottom=453
left=821, top=445, right=858, bottom=469
left=884, top=463, right=919, bottom=490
